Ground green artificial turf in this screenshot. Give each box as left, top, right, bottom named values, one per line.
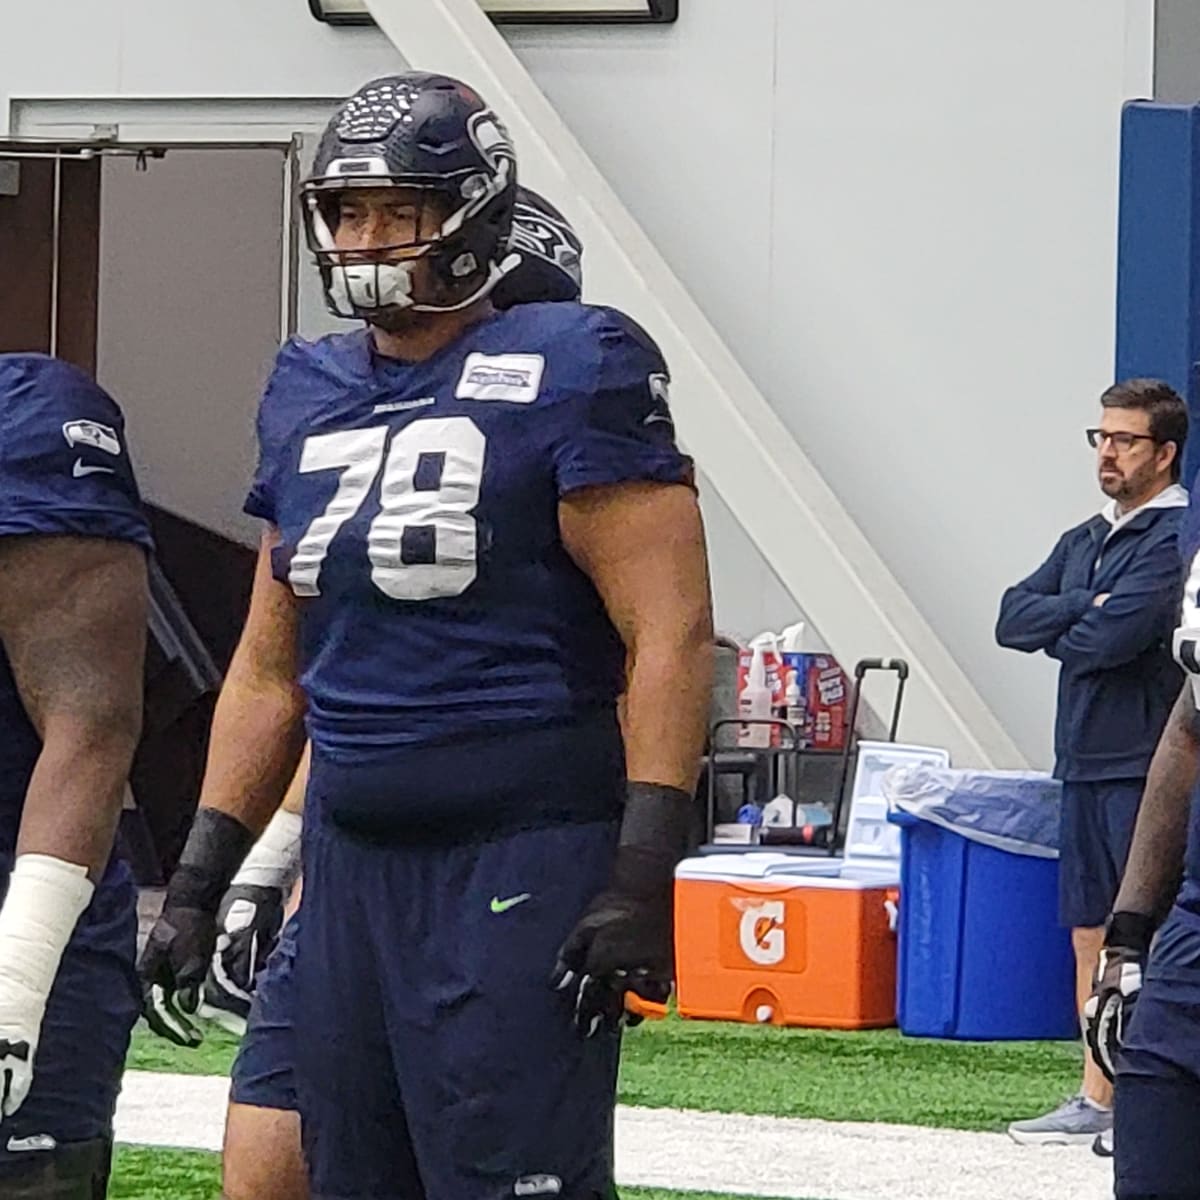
left=130, top=1011, right=1082, bottom=1134
left=110, top=1146, right=221, bottom=1200
left=126, top=1021, right=242, bottom=1077
left=110, top=1147, right=807, bottom=1200
left=619, top=1017, right=1082, bottom=1131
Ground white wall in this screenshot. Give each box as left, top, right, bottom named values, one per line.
left=97, top=150, right=285, bottom=544
left=1, top=0, right=1155, bottom=766
left=508, top=1, right=1153, bottom=767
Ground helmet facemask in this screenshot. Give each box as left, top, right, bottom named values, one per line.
left=303, top=168, right=518, bottom=326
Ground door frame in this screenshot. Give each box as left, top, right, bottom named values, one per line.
left=8, top=98, right=336, bottom=341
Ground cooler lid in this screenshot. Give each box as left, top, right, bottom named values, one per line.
left=675, top=852, right=806, bottom=882
left=842, top=741, right=951, bottom=868
left=673, top=854, right=898, bottom=889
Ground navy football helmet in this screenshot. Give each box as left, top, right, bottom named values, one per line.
left=304, top=72, right=519, bottom=321
left=492, top=186, right=584, bottom=309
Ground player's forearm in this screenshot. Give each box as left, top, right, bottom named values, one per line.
left=1113, top=684, right=1198, bottom=918
left=197, top=669, right=307, bottom=839
left=18, top=712, right=141, bottom=880
left=621, top=625, right=712, bottom=792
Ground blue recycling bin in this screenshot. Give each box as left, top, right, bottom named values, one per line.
left=888, top=777, right=1078, bottom=1041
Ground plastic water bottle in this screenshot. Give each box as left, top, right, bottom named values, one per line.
left=784, top=667, right=807, bottom=746
left=737, top=642, right=773, bottom=749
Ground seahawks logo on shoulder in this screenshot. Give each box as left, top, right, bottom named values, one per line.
left=62, top=420, right=121, bottom=457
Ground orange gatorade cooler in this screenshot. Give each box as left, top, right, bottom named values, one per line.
left=673, top=850, right=899, bottom=1028
left=674, top=742, right=947, bottom=1029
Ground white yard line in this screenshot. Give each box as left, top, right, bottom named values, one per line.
left=115, top=1071, right=1114, bottom=1200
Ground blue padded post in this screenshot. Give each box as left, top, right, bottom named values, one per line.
left=1115, top=101, right=1200, bottom=487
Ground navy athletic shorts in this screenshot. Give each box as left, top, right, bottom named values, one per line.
left=0, top=856, right=138, bottom=1160
left=294, top=816, right=622, bottom=1200
left=1058, top=778, right=1143, bottom=928
left=229, top=912, right=299, bottom=1112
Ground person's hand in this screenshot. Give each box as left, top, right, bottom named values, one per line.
left=139, top=888, right=218, bottom=1048
left=551, top=782, right=691, bottom=1038
left=0, top=969, right=48, bottom=1117
left=1093, top=593, right=1111, bottom=608
left=551, top=868, right=674, bottom=1037
left=0, top=856, right=95, bottom=1117
left=204, top=882, right=286, bottom=1017
left=1084, top=910, right=1155, bottom=1082
left=138, top=808, right=257, bottom=1047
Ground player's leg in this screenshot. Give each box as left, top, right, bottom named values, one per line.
left=222, top=1106, right=305, bottom=1200
left=292, top=823, right=425, bottom=1200
left=1011, top=781, right=1117, bottom=1141
left=223, top=914, right=307, bottom=1200
left=0, top=866, right=139, bottom=1198
left=1115, top=979, right=1200, bottom=1198
left=1088, top=779, right=1146, bottom=1105
left=0, top=1136, right=113, bottom=1199
left=387, top=820, right=622, bottom=1200
left=1115, top=1005, right=1200, bottom=1197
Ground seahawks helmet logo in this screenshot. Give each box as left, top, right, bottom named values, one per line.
left=509, top=203, right=582, bottom=287
left=468, top=110, right=516, bottom=176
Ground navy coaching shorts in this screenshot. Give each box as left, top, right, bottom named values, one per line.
left=295, top=817, right=623, bottom=1200
left=0, top=858, right=139, bottom=1160
left=229, top=913, right=300, bottom=1113
left=1058, top=778, right=1143, bottom=928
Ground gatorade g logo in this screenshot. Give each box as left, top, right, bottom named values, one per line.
left=734, top=899, right=786, bottom=965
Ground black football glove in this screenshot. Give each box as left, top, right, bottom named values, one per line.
left=1084, top=910, right=1155, bottom=1083
left=552, top=782, right=691, bottom=1038
left=138, top=808, right=255, bottom=1047
left=201, top=882, right=286, bottom=1032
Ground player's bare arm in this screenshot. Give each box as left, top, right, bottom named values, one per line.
left=140, top=527, right=306, bottom=1046
left=553, top=478, right=713, bottom=1035
left=1114, top=682, right=1197, bottom=920
left=0, top=535, right=148, bottom=876
left=560, top=479, right=713, bottom=791
left=197, top=526, right=307, bottom=834
left=0, top=533, right=147, bottom=1116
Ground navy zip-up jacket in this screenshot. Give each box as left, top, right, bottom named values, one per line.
left=996, top=486, right=1187, bottom=782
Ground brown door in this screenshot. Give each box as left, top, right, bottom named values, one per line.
left=0, top=146, right=101, bottom=373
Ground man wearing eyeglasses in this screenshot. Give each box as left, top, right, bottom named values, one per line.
left=997, top=379, right=1188, bottom=1147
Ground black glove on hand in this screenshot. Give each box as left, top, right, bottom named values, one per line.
left=204, top=882, right=287, bottom=1022
left=138, top=808, right=255, bottom=1047
left=1084, top=910, right=1155, bottom=1083
left=552, top=782, right=692, bottom=1038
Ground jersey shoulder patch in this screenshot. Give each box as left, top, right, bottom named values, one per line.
left=0, top=353, right=152, bottom=548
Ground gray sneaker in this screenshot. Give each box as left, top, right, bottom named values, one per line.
left=1007, top=1095, right=1113, bottom=1146
left=1093, top=1128, right=1114, bottom=1158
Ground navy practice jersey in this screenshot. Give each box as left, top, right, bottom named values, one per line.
left=0, top=355, right=153, bottom=853
left=247, top=302, right=691, bottom=767
left=1144, top=485, right=1200, bottom=996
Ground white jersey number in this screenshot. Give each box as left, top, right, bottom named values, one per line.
left=288, top=417, right=486, bottom=601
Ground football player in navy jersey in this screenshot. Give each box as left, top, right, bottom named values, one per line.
left=0, top=355, right=150, bottom=1198
left=140, top=72, right=712, bottom=1200
left=194, top=184, right=588, bottom=1046
left=172, top=186, right=591, bottom=1200
left=1086, top=491, right=1200, bottom=1196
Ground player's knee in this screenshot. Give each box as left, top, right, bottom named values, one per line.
left=0, top=1136, right=112, bottom=1199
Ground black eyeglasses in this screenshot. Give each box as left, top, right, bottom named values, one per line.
left=1086, top=428, right=1159, bottom=452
